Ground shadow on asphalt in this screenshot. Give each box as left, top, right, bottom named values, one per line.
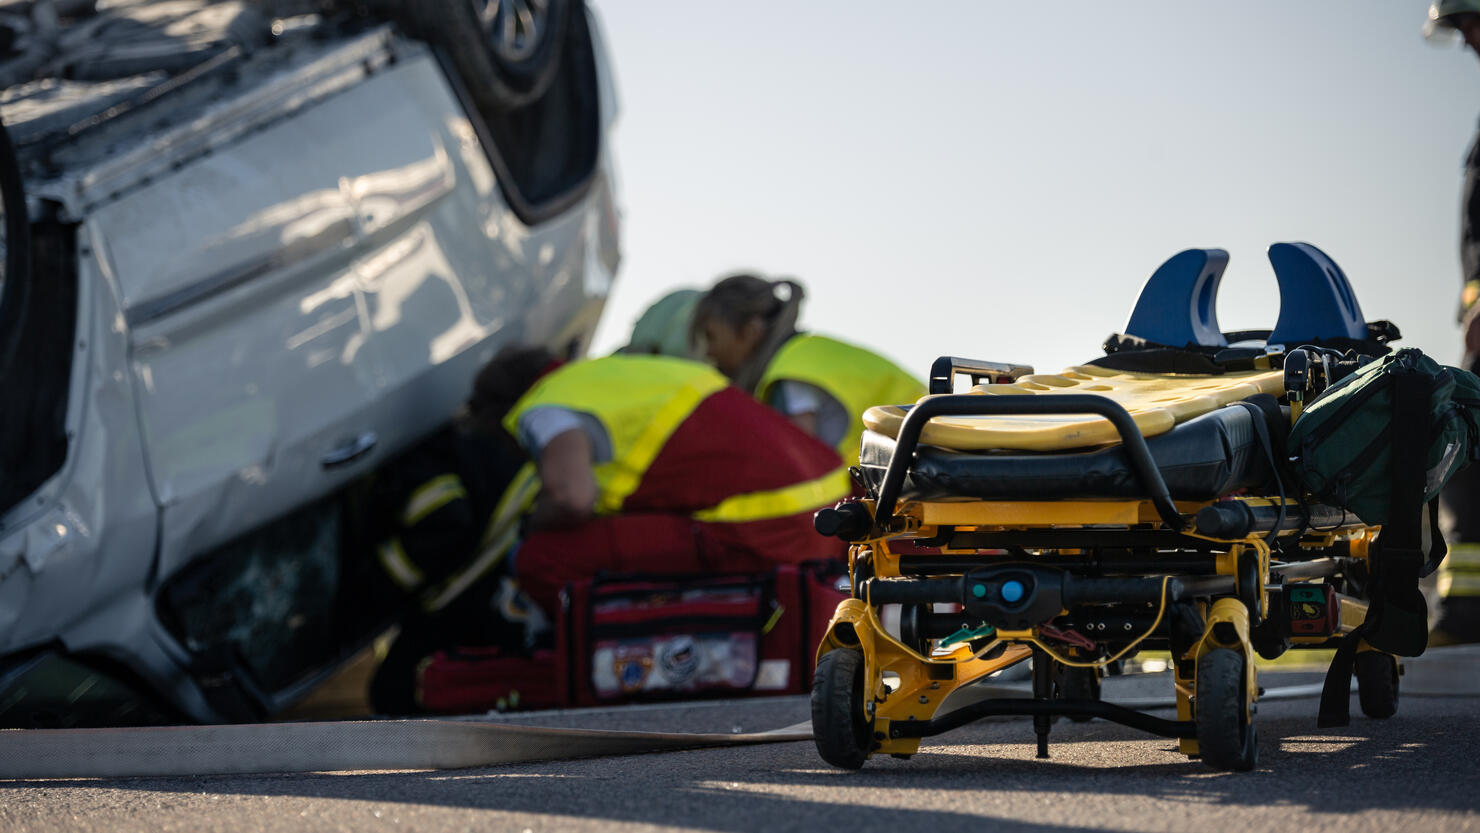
left=2, top=704, right=1474, bottom=827
left=769, top=708, right=1478, bottom=814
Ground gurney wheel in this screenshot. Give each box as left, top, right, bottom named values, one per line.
left=811, top=648, right=874, bottom=769
left=1055, top=666, right=1101, bottom=722
left=1194, top=648, right=1258, bottom=771
left=1354, top=652, right=1399, bottom=719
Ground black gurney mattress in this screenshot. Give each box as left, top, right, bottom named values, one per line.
left=857, top=404, right=1272, bottom=502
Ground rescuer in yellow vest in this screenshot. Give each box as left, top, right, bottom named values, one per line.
left=429, top=288, right=844, bottom=613
left=370, top=292, right=852, bottom=711
left=492, top=341, right=851, bottom=611
left=688, top=273, right=925, bottom=463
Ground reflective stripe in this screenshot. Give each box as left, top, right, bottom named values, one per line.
left=1438, top=572, right=1480, bottom=598
left=1439, top=543, right=1480, bottom=599
left=506, top=357, right=728, bottom=517
left=1445, top=542, right=1480, bottom=569
left=402, top=474, right=467, bottom=527
left=376, top=538, right=423, bottom=591
left=481, top=463, right=541, bottom=550
left=599, top=375, right=724, bottom=513
left=691, top=467, right=853, bottom=523
left=422, top=464, right=541, bottom=613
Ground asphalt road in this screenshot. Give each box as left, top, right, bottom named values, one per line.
left=2, top=669, right=1477, bottom=833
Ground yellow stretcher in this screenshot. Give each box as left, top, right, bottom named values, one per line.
left=805, top=235, right=1413, bottom=773
left=811, top=316, right=1420, bottom=781
left=809, top=353, right=1390, bottom=773
left=862, top=365, right=1286, bottom=451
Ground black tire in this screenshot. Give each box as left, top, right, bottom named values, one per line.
left=1355, top=651, right=1400, bottom=719
left=396, top=0, right=573, bottom=112
left=811, top=648, right=873, bottom=769
left=1194, top=648, right=1258, bottom=772
left=1056, top=666, right=1101, bottom=723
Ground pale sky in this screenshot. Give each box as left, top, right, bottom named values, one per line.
left=587, top=1, right=1480, bottom=380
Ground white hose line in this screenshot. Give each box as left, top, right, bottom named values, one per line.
left=0, top=719, right=811, bottom=780
left=2, top=647, right=1475, bottom=780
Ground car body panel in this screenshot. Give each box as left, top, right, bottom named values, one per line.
left=0, top=235, right=159, bottom=660
left=0, top=5, right=621, bottom=724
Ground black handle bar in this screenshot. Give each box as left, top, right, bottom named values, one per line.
left=872, top=394, right=1185, bottom=533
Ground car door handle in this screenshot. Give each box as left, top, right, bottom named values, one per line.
left=320, top=431, right=378, bottom=470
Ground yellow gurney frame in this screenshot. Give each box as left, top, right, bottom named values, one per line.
left=809, top=386, right=1392, bottom=772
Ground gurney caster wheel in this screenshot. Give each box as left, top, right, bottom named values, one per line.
left=811, top=648, right=874, bottom=769
left=1195, top=648, right=1258, bottom=771
left=1055, top=666, right=1101, bottom=722
left=1354, top=652, right=1399, bottom=719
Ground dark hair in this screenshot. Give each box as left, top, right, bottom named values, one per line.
left=465, top=345, right=557, bottom=437
left=689, top=273, right=796, bottom=345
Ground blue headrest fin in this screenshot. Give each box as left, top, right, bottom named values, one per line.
left=1123, top=248, right=1229, bottom=348
left=1267, top=242, right=1366, bottom=346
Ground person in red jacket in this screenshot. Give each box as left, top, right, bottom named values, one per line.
left=374, top=292, right=851, bottom=713
left=491, top=343, right=850, bottom=611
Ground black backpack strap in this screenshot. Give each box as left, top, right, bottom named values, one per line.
left=1317, top=621, right=1366, bottom=728
left=1365, top=368, right=1434, bottom=657
left=1318, top=367, right=1435, bottom=727
left=1422, top=498, right=1448, bottom=578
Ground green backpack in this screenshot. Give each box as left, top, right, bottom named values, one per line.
left=1288, top=347, right=1480, bottom=525
left=1291, top=348, right=1480, bottom=726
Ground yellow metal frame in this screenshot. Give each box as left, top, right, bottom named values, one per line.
left=815, top=596, right=1032, bottom=757
left=814, top=492, right=1384, bottom=764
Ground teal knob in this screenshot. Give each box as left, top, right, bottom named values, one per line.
left=971, top=583, right=987, bottom=599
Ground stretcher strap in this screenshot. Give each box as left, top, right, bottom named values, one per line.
left=1227, top=397, right=1286, bottom=546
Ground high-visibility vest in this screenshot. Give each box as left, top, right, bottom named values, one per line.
left=506, top=356, right=731, bottom=515
left=757, top=333, right=926, bottom=462
left=506, top=355, right=850, bottom=521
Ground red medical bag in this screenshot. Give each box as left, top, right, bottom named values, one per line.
left=415, top=562, right=846, bottom=713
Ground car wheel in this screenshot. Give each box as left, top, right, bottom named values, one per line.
left=394, top=0, right=573, bottom=112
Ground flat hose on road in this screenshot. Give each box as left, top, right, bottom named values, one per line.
left=0, top=718, right=811, bottom=780
left=2, top=646, right=1474, bottom=780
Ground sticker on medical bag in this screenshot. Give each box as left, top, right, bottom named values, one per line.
left=591, top=633, right=757, bottom=698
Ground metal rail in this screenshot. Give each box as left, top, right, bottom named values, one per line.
left=886, top=698, right=1194, bottom=739
left=873, top=394, right=1184, bottom=532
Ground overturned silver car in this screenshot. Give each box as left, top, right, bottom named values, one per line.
left=0, top=0, right=620, bottom=726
